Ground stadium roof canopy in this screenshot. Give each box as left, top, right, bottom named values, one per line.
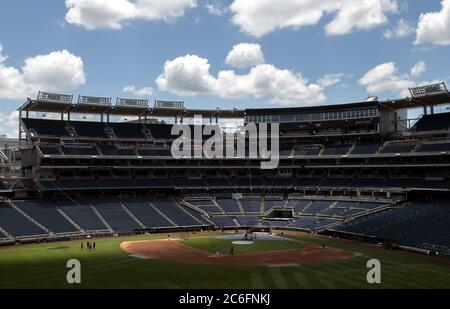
left=18, top=83, right=450, bottom=118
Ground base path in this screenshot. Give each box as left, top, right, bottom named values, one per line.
left=120, top=239, right=359, bottom=266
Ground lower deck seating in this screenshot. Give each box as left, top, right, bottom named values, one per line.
left=339, top=202, right=450, bottom=247
left=150, top=198, right=199, bottom=226
left=59, top=199, right=108, bottom=231
left=15, top=202, right=78, bottom=234
left=121, top=198, right=174, bottom=228
left=91, top=199, right=140, bottom=232
left=210, top=216, right=237, bottom=227
left=0, top=202, right=46, bottom=237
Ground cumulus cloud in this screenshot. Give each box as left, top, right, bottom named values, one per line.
left=415, top=0, right=450, bottom=46
left=225, top=43, right=265, bottom=68
left=410, top=61, right=427, bottom=77
left=359, top=61, right=434, bottom=97
left=156, top=53, right=328, bottom=106
left=0, top=46, right=85, bottom=100
left=383, top=19, right=414, bottom=39
left=65, top=0, right=197, bottom=30
left=205, top=0, right=228, bottom=16
left=0, top=111, right=19, bottom=138
left=317, top=73, right=344, bottom=87
left=123, top=85, right=154, bottom=97
left=229, top=0, right=399, bottom=38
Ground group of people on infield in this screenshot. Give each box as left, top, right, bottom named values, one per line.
left=81, top=241, right=96, bottom=251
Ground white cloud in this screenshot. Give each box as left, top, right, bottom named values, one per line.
left=415, top=0, right=450, bottom=45
left=0, top=44, right=8, bottom=63
left=317, top=73, right=344, bottom=87
left=65, top=0, right=197, bottom=30
left=205, top=0, right=228, bottom=16
left=410, top=61, right=427, bottom=77
left=359, top=61, right=436, bottom=97
left=0, top=46, right=85, bottom=100
left=123, top=85, right=154, bottom=97
left=225, top=43, right=265, bottom=68
left=0, top=111, right=19, bottom=138
left=383, top=19, right=414, bottom=39
left=156, top=53, right=327, bottom=106
left=230, top=0, right=399, bottom=38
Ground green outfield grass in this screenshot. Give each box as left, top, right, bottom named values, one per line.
left=181, top=237, right=304, bottom=254
left=0, top=232, right=449, bottom=289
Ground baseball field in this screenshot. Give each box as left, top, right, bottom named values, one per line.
left=0, top=231, right=449, bottom=289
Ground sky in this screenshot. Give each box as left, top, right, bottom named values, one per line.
left=1, top=0, right=450, bottom=137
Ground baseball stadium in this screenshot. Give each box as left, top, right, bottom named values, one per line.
left=0, top=84, right=450, bottom=289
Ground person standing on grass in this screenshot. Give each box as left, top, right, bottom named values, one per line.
left=81, top=242, right=83, bottom=251
left=93, top=242, right=96, bottom=251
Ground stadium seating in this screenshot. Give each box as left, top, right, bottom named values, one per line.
left=71, top=121, right=109, bottom=138
left=14, top=201, right=78, bottom=234
left=216, top=199, right=241, bottom=213
left=351, top=144, right=380, bottom=155
left=61, top=145, right=99, bottom=156
left=414, top=112, right=450, bottom=132
left=380, top=143, right=417, bottom=153
left=339, top=202, right=450, bottom=247
left=150, top=198, right=200, bottom=226
left=109, top=123, right=147, bottom=139
left=417, top=142, right=450, bottom=152
left=322, top=145, right=352, bottom=155
left=59, top=198, right=109, bottom=232
left=121, top=198, right=174, bottom=228
left=39, top=146, right=61, bottom=155
left=23, top=118, right=69, bottom=137
left=0, top=202, right=46, bottom=237
left=210, top=216, right=237, bottom=227
left=91, top=199, right=141, bottom=232
left=240, top=198, right=261, bottom=213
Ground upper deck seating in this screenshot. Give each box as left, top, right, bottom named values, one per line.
left=15, top=201, right=77, bottom=234
left=145, top=124, right=173, bottom=139
left=0, top=202, right=46, bottom=237
left=293, top=146, right=322, bottom=156
left=22, top=118, right=69, bottom=137
left=61, top=145, right=99, bottom=156
left=39, top=146, right=61, bottom=155
left=351, top=144, right=380, bottom=155
left=98, top=145, right=137, bottom=156
left=71, top=121, right=108, bottom=138
left=380, top=143, right=417, bottom=154
left=109, top=123, right=147, bottom=139
left=417, top=142, right=450, bottom=152
left=414, top=112, right=450, bottom=132
left=137, top=148, right=172, bottom=157
left=322, top=145, right=352, bottom=155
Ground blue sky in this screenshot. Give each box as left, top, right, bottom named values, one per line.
left=0, top=0, right=450, bottom=135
